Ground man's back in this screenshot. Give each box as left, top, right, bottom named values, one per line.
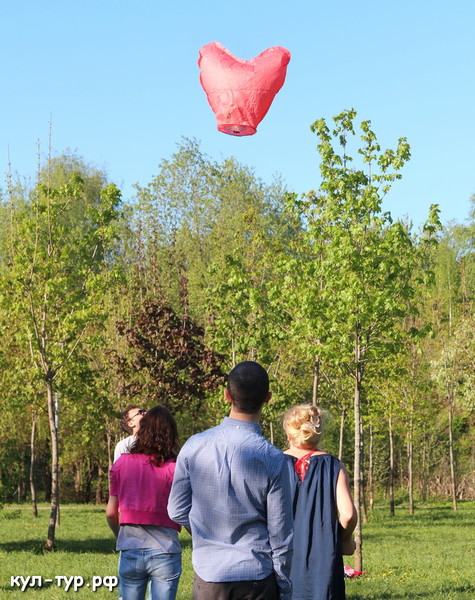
left=168, top=360, right=293, bottom=600
left=168, top=417, right=293, bottom=596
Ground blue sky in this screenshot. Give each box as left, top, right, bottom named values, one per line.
left=1, top=0, right=474, bottom=228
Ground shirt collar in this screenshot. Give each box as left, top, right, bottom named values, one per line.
left=222, top=416, right=262, bottom=434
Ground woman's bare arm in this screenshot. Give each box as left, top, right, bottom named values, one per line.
left=105, top=495, right=120, bottom=537
left=336, top=463, right=357, bottom=554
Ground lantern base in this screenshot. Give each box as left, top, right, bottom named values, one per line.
left=218, top=124, right=256, bottom=136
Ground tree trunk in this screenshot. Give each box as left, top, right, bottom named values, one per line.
left=95, top=464, right=104, bottom=504
left=398, top=446, right=403, bottom=495
left=84, top=460, right=94, bottom=503
left=231, top=318, right=236, bottom=367
left=17, top=470, right=22, bottom=503
left=338, top=407, right=345, bottom=461
left=30, top=412, right=38, bottom=518
left=407, top=429, right=414, bottom=515
left=45, top=379, right=60, bottom=550
left=421, top=433, right=428, bottom=501
left=360, top=416, right=368, bottom=524
left=18, top=460, right=27, bottom=503
left=369, top=423, right=374, bottom=513
left=408, top=352, right=415, bottom=515
left=448, top=397, right=458, bottom=511
left=353, top=343, right=363, bottom=572
left=312, top=356, right=320, bottom=406
left=389, top=414, right=395, bottom=517
left=74, top=462, right=82, bottom=499
left=106, top=427, right=113, bottom=472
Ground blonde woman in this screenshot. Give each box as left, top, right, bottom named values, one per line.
left=283, top=405, right=357, bottom=600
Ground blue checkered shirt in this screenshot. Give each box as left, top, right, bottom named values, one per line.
left=168, top=417, right=293, bottom=600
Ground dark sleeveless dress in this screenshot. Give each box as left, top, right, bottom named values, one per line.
left=286, top=453, right=346, bottom=600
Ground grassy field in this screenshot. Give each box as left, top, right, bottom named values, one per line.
left=0, top=501, right=473, bottom=599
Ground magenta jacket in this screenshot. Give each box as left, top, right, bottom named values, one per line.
left=109, top=453, right=180, bottom=531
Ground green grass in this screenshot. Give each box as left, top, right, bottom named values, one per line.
left=345, top=502, right=475, bottom=599
left=0, top=502, right=473, bottom=599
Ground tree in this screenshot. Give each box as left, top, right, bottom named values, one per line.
left=431, top=316, right=475, bottom=509
left=132, top=138, right=290, bottom=323
left=3, top=153, right=121, bottom=548
left=109, top=296, right=226, bottom=437
left=278, top=109, right=440, bottom=569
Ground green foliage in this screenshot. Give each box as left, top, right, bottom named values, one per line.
left=109, top=298, right=226, bottom=436
left=0, top=153, right=124, bottom=544
left=276, top=110, right=440, bottom=414
left=4, top=154, right=122, bottom=383
left=131, top=137, right=291, bottom=321
left=0, top=128, right=474, bottom=512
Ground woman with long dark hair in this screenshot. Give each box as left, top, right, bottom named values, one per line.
left=106, top=406, right=182, bottom=600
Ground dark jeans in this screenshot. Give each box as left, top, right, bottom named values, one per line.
left=192, top=572, right=278, bottom=600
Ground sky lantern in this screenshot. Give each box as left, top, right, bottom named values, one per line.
left=198, top=41, right=291, bottom=136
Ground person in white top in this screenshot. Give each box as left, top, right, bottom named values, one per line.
left=113, top=405, right=148, bottom=600
left=113, top=405, right=147, bottom=463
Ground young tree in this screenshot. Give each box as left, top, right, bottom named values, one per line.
left=4, top=153, right=121, bottom=548
left=279, top=109, right=440, bottom=569
left=431, top=316, right=475, bottom=509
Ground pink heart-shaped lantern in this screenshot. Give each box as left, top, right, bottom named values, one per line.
left=198, top=42, right=291, bottom=136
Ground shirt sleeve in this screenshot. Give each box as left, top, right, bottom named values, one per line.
left=113, top=441, right=122, bottom=464
left=167, top=444, right=192, bottom=530
left=114, top=436, right=132, bottom=463
left=267, top=460, right=294, bottom=600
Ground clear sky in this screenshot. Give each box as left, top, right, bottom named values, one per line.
left=1, top=0, right=474, bottom=228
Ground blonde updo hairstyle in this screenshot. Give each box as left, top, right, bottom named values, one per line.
left=283, top=404, right=323, bottom=450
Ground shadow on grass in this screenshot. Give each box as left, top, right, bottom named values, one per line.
left=0, top=535, right=193, bottom=555
left=0, top=538, right=115, bottom=554
left=347, top=584, right=475, bottom=599
left=0, top=580, right=58, bottom=594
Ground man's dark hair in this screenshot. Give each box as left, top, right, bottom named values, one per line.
left=120, top=404, right=140, bottom=435
left=226, top=361, right=269, bottom=414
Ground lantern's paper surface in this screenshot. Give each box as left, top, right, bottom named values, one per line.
left=198, top=42, right=291, bottom=136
